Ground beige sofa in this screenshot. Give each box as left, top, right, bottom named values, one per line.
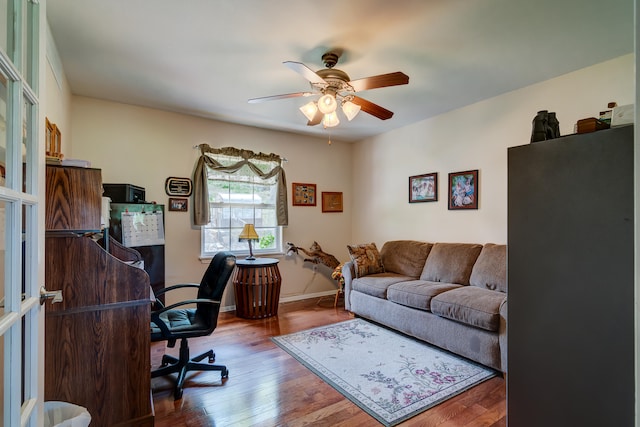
left=342, top=240, right=507, bottom=372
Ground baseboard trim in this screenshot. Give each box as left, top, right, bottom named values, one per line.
left=220, top=290, right=337, bottom=313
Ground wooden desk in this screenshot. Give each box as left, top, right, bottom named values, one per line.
left=44, top=166, right=154, bottom=427
left=232, top=258, right=282, bottom=319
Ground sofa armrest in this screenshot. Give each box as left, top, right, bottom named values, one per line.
left=499, top=298, right=507, bottom=372
left=342, top=261, right=355, bottom=311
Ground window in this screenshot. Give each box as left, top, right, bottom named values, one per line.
left=201, top=154, right=282, bottom=257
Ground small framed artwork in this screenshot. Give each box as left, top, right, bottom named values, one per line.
left=45, top=118, right=62, bottom=158
left=322, top=192, right=343, bottom=213
left=448, top=169, right=478, bottom=210
left=168, top=197, right=188, bottom=212
left=292, top=182, right=317, bottom=206
left=165, top=177, right=193, bottom=196
left=53, top=126, right=61, bottom=155
left=45, top=119, right=52, bottom=153
left=409, top=173, right=438, bottom=203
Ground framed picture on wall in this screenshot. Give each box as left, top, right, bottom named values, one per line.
left=321, top=192, right=343, bottom=212
left=448, top=169, right=478, bottom=210
left=292, top=182, right=317, bottom=206
left=165, top=177, right=193, bottom=196
left=45, top=118, right=62, bottom=158
left=168, top=197, right=188, bottom=212
left=409, top=173, right=438, bottom=203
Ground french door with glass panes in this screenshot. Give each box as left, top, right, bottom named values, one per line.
left=0, top=1, right=45, bottom=426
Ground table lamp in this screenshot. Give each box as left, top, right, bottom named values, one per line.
left=238, top=224, right=260, bottom=260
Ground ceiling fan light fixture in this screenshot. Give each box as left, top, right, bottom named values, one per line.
left=322, top=111, right=340, bottom=128
left=299, top=101, right=318, bottom=121
left=342, top=100, right=361, bottom=121
left=249, top=51, right=409, bottom=129
left=317, top=93, right=337, bottom=114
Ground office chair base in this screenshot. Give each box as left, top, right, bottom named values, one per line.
left=152, top=338, right=228, bottom=400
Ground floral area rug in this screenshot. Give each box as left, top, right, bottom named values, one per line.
left=272, top=318, right=496, bottom=426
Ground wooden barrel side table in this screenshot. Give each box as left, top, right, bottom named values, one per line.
left=232, top=258, right=282, bottom=319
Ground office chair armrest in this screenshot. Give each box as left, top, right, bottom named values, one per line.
left=151, top=311, right=173, bottom=337
left=153, top=283, right=201, bottom=298
left=151, top=284, right=201, bottom=310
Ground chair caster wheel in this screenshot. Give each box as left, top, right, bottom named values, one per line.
left=222, top=369, right=229, bottom=379
left=208, top=356, right=215, bottom=363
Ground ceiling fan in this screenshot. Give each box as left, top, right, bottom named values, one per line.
left=248, top=51, right=409, bottom=128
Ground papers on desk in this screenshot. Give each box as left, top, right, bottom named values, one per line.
left=60, top=158, right=91, bottom=168
left=124, top=260, right=145, bottom=270
left=121, top=211, right=165, bottom=247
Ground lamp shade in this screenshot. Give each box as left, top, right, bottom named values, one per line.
left=342, top=100, right=361, bottom=121
left=299, top=101, right=318, bottom=121
left=317, top=94, right=338, bottom=114
left=322, top=111, right=340, bottom=128
left=238, top=224, right=259, bottom=241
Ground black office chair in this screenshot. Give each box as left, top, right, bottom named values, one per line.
left=151, top=251, right=236, bottom=399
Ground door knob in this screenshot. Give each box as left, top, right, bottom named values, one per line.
left=40, top=287, right=63, bottom=305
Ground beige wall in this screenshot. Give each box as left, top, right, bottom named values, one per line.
left=351, top=54, right=635, bottom=246
left=45, top=54, right=634, bottom=310
left=45, top=25, right=72, bottom=153
left=68, top=98, right=353, bottom=308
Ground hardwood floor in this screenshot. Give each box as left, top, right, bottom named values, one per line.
left=152, top=298, right=506, bottom=427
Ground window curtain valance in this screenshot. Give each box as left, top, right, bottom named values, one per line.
left=192, top=144, right=288, bottom=226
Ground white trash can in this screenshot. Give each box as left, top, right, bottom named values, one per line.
left=43, top=401, right=91, bottom=427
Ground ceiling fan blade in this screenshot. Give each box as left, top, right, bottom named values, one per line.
left=349, top=72, right=409, bottom=92
left=351, top=96, right=394, bottom=120
left=283, top=61, right=327, bottom=84
left=248, top=92, right=313, bottom=103
left=307, top=109, right=323, bottom=126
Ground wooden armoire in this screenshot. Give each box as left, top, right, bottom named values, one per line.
left=44, top=165, right=154, bottom=427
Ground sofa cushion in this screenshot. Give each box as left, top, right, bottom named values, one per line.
left=420, top=243, right=483, bottom=285
left=387, top=280, right=462, bottom=311
left=351, top=273, right=414, bottom=299
left=431, top=286, right=506, bottom=332
left=347, top=242, right=385, bottom=278
left=470, top=243, right=507, bottom=292
left=380, top=240, right=433, bottom=277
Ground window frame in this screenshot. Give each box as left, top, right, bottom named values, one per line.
left=200, top=155, right=284, bottom=259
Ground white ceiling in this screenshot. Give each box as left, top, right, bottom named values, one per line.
left=46, top=0, right=634, bottom=142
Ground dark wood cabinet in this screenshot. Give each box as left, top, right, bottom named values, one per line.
left=507, top=126, right=634, bottom=427
left=44, top=166, right=154, bottom=427
left=109, top=203, right=166, bottom=303
left=45, top=166, right=102, bottom=230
